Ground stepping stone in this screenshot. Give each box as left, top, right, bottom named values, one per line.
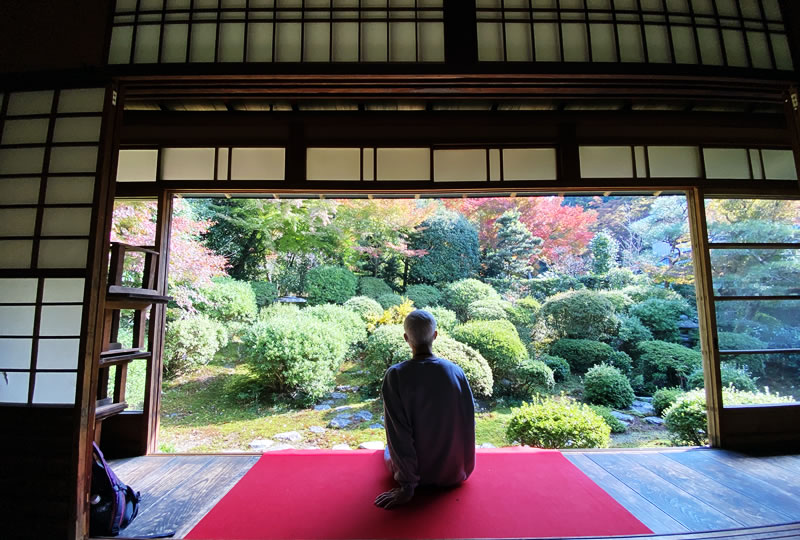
left=309, top=425, right=326, bottom=434
left=332, top=444, right=351, bottom=450
left=630, top=400, right=655, bottom=415
left=636, top=396, right=653, bottom=402
left=645, top=416, right=665, bottom=425
left=329, top=414, right=354, bottom=429
left=249, top=439, right=275, bottom=451
left=330, top=392, right=348, bottom=400
left=314, top=404, right=331, bottom=411
left=353, top=410, right=373, bottom=422
left=369, top=423, right=384, bottom=430
left=611, top=411, right=635, bottom=423
left=336, top=385, right=360, bottom=392
left=334, top=405, right=352, bottom=412
left=274, top=431, right=302, bottom=442
left=478, top=442, right=496, bottom=448
left=263, top=443, right=294, bottom=452
left=359, top=441, right=385, bottom=450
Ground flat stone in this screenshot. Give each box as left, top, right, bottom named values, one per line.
left=330, top=392, right=348, bottom=400
left=353, top=410, right=373, bottom=422
left=336, top=385, right=360, bottom=392
left=274, top=431, right=302, bottom=442
left=631, top=400, right=655, bottom=415
left=249, top=439, right=274, bottom=451
left=479, top=442, right=496, bottom=448
left=334, top=405, right=352, bottom=412
left=611, top=411, right=635, bottom=423
left=309, top=425, right=326, bottom=434
left=645, top=416, right=665, bottom=425
left=328, top=414, right=354, bottom=429
left=332, top=444, right=351, bottom=450
left=263, top=443, right=294, bottom=452
left=369, top=423, right=384, bottom=430
left=358, top=441, right=385, bottom=450
left=313, top=404, right=331, bottom=411
left=636, top=396, right=653, bottom=402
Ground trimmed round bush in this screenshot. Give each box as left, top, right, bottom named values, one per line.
left=451, top=319, right=528, bottom=381
left=620, top=285, right=684, bottom=303
left=588, top=405, right=627, bottom=433
left=424, top=306, right=458, bottom=334
left=549, top=339, right=615, bottom=374
left=608, top=350, right=633, bottom=374
left=606, top=267, right=637, bottom=289
left=443, top=279, right=501, bottom=322
left=598, top=291, right=634, bottom=313
left=507, top=358, right=555, bottom=398
left=405, top=284, right=442, bottom=308
left=369, top=299, right=415, bottom=331
left=409, top=210, right=481, bottom=285
left=614, top=314, right=654, bottom=355
left=250, top=281, right=278, bottom=308
left=540, top=289, right=620, bottom=340
left=433, top=335, right=494, bottom=398
left=242, top=315, right=347, bottom=405
left=506, top=296, right=541, bottom=328
left=304, top=304, right=368, bottom=355
left=358, top=276, right=393, bottom=299
left=507, top=397, right=611, bottom=449
left=636, top=340, right=702, bottom=390
left=583, top=363, right=635, bottom=409
left=163, top=314, right=227, bottom=379
left=539, top=354, right=570, bottom=382
left=630, top=298, right=690, bottom=342
left=686, top=364, right=757, bottom=392
left=652, top=387, right=685, bottom=417
left=466, top=298, right=512, bottom=321
left=343, top=295, right=384, bottom=320
left=258, top=302, right=300, bottom=321
left=363, top=325, right=410, bottom=383
left=717, top=332, right=768, bottom=376
left=305, top=265, right=358, bottom=305
left=196, top=277, right=258, bottom=324
left=376, top=293, right=405, bottom=309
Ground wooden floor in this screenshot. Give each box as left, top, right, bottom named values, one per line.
left=109, top=448, right=800, bottom=539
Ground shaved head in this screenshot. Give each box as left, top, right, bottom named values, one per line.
left=403, top=310, right=438, bottom=347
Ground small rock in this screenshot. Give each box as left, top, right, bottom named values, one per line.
left=332, top=444, right=351, bottom=450
left=321, top=400, right=335, bottom=406
left=380, top=415, right=385, bottom=422
left=249, top=439, right=274, bottom=451
left=309, top=425, right=326, bottom=434
left=329, top=414, right=354, bottom=429
left=479, top=442, right=496, bottom=448
left=630, top=400, right=655, bottom=415
left=359, top=441, right=385, bottom=450
left=330, top=392, right=348, bottom=400
left=274, top=431, right=302, bottom=442
left=336, top=385, right=360, bottom=392
left=353, top=410, right=373, bottom=422
left=611, top=411, right=635, bottom=423
left=645, top=416, right=665, bottom=425
left=334, top=405, right=352, bottom=412
left=314, top=404, right=331, bottom=411
left=263, top=443, right=294, bottom=452
left=369, top=423, right=384, bottom=430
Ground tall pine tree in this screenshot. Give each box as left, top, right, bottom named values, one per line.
left=483, top=210, right=543, bottom=279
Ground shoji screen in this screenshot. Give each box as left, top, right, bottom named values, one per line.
left=0, top=88, right=107, bottom=407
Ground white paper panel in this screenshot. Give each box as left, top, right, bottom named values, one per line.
left=43, top=278, right=85, bottom=303
left=217, top=148, right=230, bottom=179
left=0, top=240, right=32, bottom=269
left=0, top=278, right=37, bottom=303
left=363, top=148, right=375, bottom=180
left=0, top=148, right=46, bottom=174
left=49, top=146, right=99, bottom=173
left=39, top=305, right=83, bottom=336
left=503, top=148, right=557, bottom=180
left=722, top=29, right=748, bottom=67
left=33, top=372, right=77, bottom=405
left=190, top=23, right=217, bottom=62
left=276, top=23, right=302, bottom=62
left=418, top=22, right=444, bottom=62
left=0, top=306, right=36, bottom=336
left=697, top=27, right=723, bottom=65
left=505, top=23, right=533, bottom=62
left=117, top=149, right=158, bottom=182
left=162, top=24, right=189, bottom=62
left=333, top=22, right=359, bottom=62
left=45, top=177, right=95, bottom=204
left=377, top=148, right=430, bottom=180
left=0, top=339, right=32, bottom=369
left=0, top=178, right=40, bottom=205
left=671, top=25, right=698, bottom=64
left=0, top=372, right=30, bottom=404
left=162, top=148, right=215, bottom=180
left=231, top=148, right=286, bottom=180
left=647, top=146, right=701, bottom=177
left=749, top=149, right=763, bottom=180
left=562, top=23, right=589, bottom=62
left=771, top=34, right=793, bottom=71
left=58, top=88, right=106, bottom=113
left=617, top=24, right=645, bottom=62
left=38, top=239, right=89, bottom=269
left=219, top=22, right=246, bottom=62
left=134, top=24, right=161, bottom=63
left=579, top=146, right=633, bottom=178
left=590, top=23, right=616, bottom=62
left=478, top=23, right=504, bottom=61
left=37, top=339, right=81, bottom=370
left=434, top=149, right=486, bottom=181
left=645, top=24, right=671, bottom=63
left=109, top=26, right=134, bottom=64
left=52, top=117, right=103, bottom=143
left=388, top=22, right=415, bottom=61
left=1, top=119, right=49, bottom=145
left=747, top=31, right=771, bottom=69
left=489, top=149, right=501, bottom=181
left=247, top=23, right=274, bottom=61
left=762, top=149, right=797, bottom=180
left=703, top=148, right=750, bottom=179
left=533, top=22, right=560, bottom=61
left=362, top=22, right=388, bottom=61
left=305, top=22, right=331, bottom=61
left=0, top=209, right=37, bottom=237
left=307, top=148, right=361, bottom=180
left=7, top=91, right=53, bottom=116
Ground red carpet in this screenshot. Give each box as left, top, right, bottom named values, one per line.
left=185, top=448, right=652, bottom=540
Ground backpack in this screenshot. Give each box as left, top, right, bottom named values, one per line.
left=90, top=442, right=141, bottom=537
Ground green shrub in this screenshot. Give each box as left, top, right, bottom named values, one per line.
left=588, top=405, right=627, bottom=433
left=242, top=315, right=347, bottom=405
left=304, top=304, right=368, bottom=356
left=258, top=302, right=300, bottom=321
left=652, top=387, right=685, bottom=417
left=358, top=276, right=394, bottom=299
left=539, top=354, right=570, bottom=382
left=433, top=335, right=494, bottom=398
left=598, top=291, right=634, bottom=313
left=466, top=298, right=512, bottom=321
left=343, top=295, right=384, bottom=320
left=163, top=314, right=227, bottom=379
left=405, top=284, right=442, bottom=308
left=620, top=285, right=684, bottom=303
left=443, top=279, right=501, bottom=322
left=663, top=390, right=708, bottom=445
left=368, top=299, right=415, bottom=331
left=506, top=296, right=541, bottom=328
left=526, top=274, right=585, bottom=300
left=540, top=289, right=620, bottom=340
left=409, top=210, right=481, bottom=285
left=606, top=267, right=637, bottom=289
left=614, top=314, right=654, bottom=355
left=250, top=281, right=278, bottom=308
left=630, top=298, right=690, bottom=342
left=507, top=358, right=555, bottom=398
left=451, top=319, right=528, bottom=381
left=608, top=350, right=634, bottom=374
left=583, top=363, right=635, bottom=409
left=424, top=306, right=458, bottom=334
left=717, top=332, right=768, bottom=376
left=305, top=265, right=358, bottom=305
left=376, top=293, right=405, bottom=309
left=549, top=339, right=615, bottom=374
left=196, top=277, right=258, bottom=324
left=636, top=340, right=702, bottom=391
left=506, top=396, right=611, bottom=448
left=686, top=364, right=757, bottom=392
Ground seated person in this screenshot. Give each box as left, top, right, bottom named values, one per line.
left=374, top=309, right=476, bottom=510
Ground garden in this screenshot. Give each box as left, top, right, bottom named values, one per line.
left=110, top=195, right=799, bottom=452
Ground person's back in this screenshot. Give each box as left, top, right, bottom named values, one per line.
left=375, top=310, right=476, bottom=509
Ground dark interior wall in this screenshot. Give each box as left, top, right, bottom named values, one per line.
left=0, top=0, right=110, bottom=76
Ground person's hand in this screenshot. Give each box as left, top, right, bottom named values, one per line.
left=374, top=485, right=414, bottom=509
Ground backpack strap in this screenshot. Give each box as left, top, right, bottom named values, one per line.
left=92, top=442, right=127, bottom=535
